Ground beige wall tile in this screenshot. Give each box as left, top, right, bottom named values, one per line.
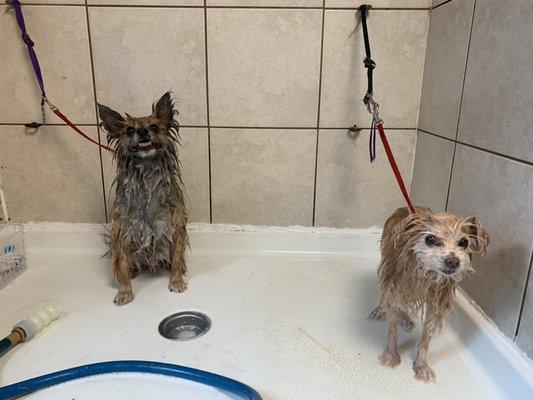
left=208, top=0, right=322, bottom=6
left=179, top=128, right=211, bottom=222
left=410, top=131, right=454, bottom=212
left=326, top=1, right=430, bottom=7
left=418, top=0, right=474, bottom=138
left=207, top=9, right=322, bottom=127
left=102, top=128, right=210, bottom=223
left=0, top=125, right=105, bottom=223
left=447, top=145, right=533, bottom=337
left=0, top=6, right=95, bottom=124
left=516, top=268, right=533, bottom=358
left=315, top=129, right=416, bottom=228
left=89, top=7, right=207, bottom=126
left=88, top=0, right=202, bottom=4
left=211, top=129, right=316, bottom=225
left=320, top=10, right=428, bottom=128
left=457, top=0, right=533, bottom=162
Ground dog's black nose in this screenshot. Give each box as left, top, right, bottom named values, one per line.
left=444, top=253, right=460, bottom=270
left=137, top=128, right=150, bottom=141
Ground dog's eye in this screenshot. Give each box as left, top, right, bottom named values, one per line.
left=126, top=126, right=135, bottom=135
left=458, top=237, right=469, bottom=249
left=425, top=235, right=438, bottom=246
left=149, top=124, right=159, bottom=133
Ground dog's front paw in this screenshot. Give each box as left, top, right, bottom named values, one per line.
left=413, top=361, right=436, bottom=382
left=379, top=350, right=401, bottom=368
left=114, top=290, right=134, bottom=306
left=169, top=279, right=187, bottom=293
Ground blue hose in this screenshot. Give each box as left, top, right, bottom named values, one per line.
left=0, top=338, right=13, bottom=358
left=0, top=360, right=263, bottom=400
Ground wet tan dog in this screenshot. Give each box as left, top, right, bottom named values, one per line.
left=370, top=206, right=489, bottom=381
left=98, top=92, right=188, bottom=305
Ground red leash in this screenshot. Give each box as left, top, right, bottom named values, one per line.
left=375, top=122, right=416, bottom=214
left=357, top=5, right=416, bottom=214
left=11, top=0, right=115, bottom=154
left=52, top=107, right=115, bottom=153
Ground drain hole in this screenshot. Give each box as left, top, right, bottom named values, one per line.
left=159, top=311, right=211, bottom=341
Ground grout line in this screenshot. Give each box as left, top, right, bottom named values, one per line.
left=0, top=122, right=417, bottom=131
left=419, top=129, right=533, bottom=167
left=19, top=3, right=430, bottom=11
left=514, top=250, right=533, bottom=340
left=444, top=0, right=476, bottom=212
left=0, top=123, right=96, bottom=127
left=431, top=0, right=453, bottom=11
left=84, top=0, right=108, bottom=223
left=203, top=0, right=213, bottom=224
left=312, top=0, right=326, bottom=227
left=417, top=129, right=458, bottom=143
left=206, top=126, right=416, bottom=130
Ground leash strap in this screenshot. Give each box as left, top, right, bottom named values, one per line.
left=53, top=108, right=115, bottom=153
left=11, top=0, right=115, bottom=153
left=369, top=119, right=376, bottom=162
left=12, top=0, right=45, bottom=98
left=359, top=4, right=375, bottom=105
left=375, top=122, right=416, bottom=214
left=358, top=5, right=416, bottom=214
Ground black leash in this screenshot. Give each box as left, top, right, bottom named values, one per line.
left=359, top=4, right=376, bottom=106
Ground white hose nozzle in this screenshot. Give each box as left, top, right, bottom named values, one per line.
left=13, top=304, right=58, bottom=341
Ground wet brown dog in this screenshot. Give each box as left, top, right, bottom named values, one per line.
left=98, top=92, right=188, bottom=305
left=370, top=206, right=489, bottom=381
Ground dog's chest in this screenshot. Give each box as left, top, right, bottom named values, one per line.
left=114, top=165, right=180, bottom=259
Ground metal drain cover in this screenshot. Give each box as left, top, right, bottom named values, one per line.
left=158, top=311, right=211, bottom=341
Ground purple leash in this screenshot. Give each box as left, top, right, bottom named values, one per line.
left=369, top=119, right=377, bottom=162
left=12, top=0, right=47, bottom=125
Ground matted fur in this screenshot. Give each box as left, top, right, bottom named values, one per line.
left=372, top=206, right=489, bottom=381
left=98, top=92, right=189, bottom=305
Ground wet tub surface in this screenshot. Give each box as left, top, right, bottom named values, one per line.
left=0, top=226, right=508, bottom=400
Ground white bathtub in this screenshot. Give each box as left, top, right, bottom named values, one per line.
left=0, top=223, right=531, bottom=399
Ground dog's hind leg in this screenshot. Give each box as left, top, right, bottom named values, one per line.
left=369, top=305, right=414, bottom=332
left=379, top=309, right=401, bottom=367
left=398, top=309, right=415, bottom=332
left=368, top=305, right=386, bottom=320
left=113, top=249, right=134, bottom=306
left=169, top=221, right=188, bottom=293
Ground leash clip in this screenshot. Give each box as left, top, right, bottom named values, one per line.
left=43, top=97, right=57, bottom=111
left=364, top=94, right=382, bottom=125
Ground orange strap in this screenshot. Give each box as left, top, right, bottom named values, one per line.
left=52, top=108, right=115, bottom=153
left=376, top=122, right=416, bottom=214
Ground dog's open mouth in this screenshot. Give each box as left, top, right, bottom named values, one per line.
left=441, top=267, right=456, bottom=275
left=130, top=141, right=160, bottom=152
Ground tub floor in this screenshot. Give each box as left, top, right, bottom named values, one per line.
left=0, top=233, right=504, bottom=399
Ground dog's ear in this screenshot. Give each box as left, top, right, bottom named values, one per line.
left=464, top=216, right=489, bottom=255
left=153, top=92, right=175, bottom=127
left=97, top=104, right=124, bottom=139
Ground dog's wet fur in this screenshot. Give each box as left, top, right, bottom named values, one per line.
left=98, top=92, right=188, bottom=305
left=370, top=206, right=489, bottom=381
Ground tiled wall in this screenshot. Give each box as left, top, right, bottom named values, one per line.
left=411, top=0, right=533, bottom=356
left=0, top=0, right=429, bottom=227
